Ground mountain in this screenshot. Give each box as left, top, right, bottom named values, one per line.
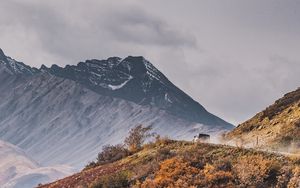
left=226, top=88, right=300, bottom=151
left=40, top=56, right=231, bottom=127
left=0, top=49, right=233, bottom=169
left=0, top=49, right=231, bottom=127
left=0, top=140, right=73, bottom=188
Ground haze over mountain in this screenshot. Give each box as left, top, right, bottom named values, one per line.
left=0, top=140, right=73, bottom=188
left=0, top=48, right=233, bottom=172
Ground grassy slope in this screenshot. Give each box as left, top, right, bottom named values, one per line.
left=226, top=88, right=300, bottom=150
left=39, top=140, right=300, bottom=188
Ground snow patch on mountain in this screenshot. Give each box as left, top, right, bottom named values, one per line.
left=108, top=76, right=133, bottom=90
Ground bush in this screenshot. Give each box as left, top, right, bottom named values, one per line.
left=84, top=161, right=98, bottom=170
left=233, top=155, right=280, bottom=187
left=276, top=166, right=293, bottom=188
left=140, top=157, right=201, bottom=187
left=97, top=144, right=130, bottom=165
left=202, top=163, right=234, bottom=186
left=154, top=135, right=173, bottom=146
left=281, top=136, right=294, bottom=146
left=142, top=135, right=173, bottom=150
left=125, top=125, right=153, bottom=152
left=288, top=166, right=300, bottom=188
left=131, top=160, right=160, bottom=183
left=154, top=147, right=175, bottom=162
left=90, top=171, right=131, bottom=188
left=213, top=158, right=232, bottom=172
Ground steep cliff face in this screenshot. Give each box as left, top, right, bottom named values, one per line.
left=226, top=88, right=300, bottom=150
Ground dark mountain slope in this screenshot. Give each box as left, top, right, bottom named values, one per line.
left=41, top=56, right=232, bottom=127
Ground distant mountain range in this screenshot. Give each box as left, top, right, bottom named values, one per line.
left=0, top=140, right=73, bottom=188
left=0, top=48, right=233, bottom=175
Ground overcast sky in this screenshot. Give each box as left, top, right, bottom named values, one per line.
left=1, top=0, right=300, bottom=125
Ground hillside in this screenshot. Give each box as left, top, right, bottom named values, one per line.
left=39, top=140, right=300, bottom=188
left=226, top=88, right=300, bottom=151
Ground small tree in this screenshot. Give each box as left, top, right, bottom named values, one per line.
left=124, top=125, right=153, bottom=152
left=97, top=144, right=130, bottom=165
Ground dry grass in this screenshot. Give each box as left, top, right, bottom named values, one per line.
left=226, top=88, right=300, bottom=152
left=39, top=140, right=300, bottom=188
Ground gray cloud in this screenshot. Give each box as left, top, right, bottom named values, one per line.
left=106, top=10, right=197, bottom=47
left=0, top=0, right=196, bottom=67
left=263, top=55, right=300, bottom=91
left=0, top=0, right=299, bottom=125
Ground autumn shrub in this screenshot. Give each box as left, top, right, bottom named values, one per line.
left=233, top=155, right=280, bottom=187
left=155, top=147, right=174, bottom=161
left=289, top=155, right=300, bottom=165
left=287, top=166, right=300, bottom=188
left=142, top=142, right=157, bottom=150
left=185, top=154, right=210, bottom=170
left=180, top=145, right=213, bottom=169
left=295, top=118, right=300, bottom=128
left=140, top=157, right=201, bottom=188
left=84, top=161, right=98, bottom=170
left=276, top=166, right=293, bottom=188
left=142, top=135, right=172, bottom=150
left=132, top=160, right=160, bottom=183
left=154, top=135, right=174, bottom=146
left=213, top=158, right=232, bottom=172
left=90, top=171, right=131, bottom=188
left=202, top=163, right=234, bottom=187
left=97, top=144, right=130, bottom=165
left=280, top=135, right=294, bottom=147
